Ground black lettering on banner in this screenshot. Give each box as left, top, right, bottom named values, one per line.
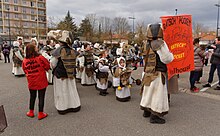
left=170, top=64, right=191, bottom=75
left=24, top=59, right=41, bottom=74
left=179, top=16, right=191, bottom=26
left=163, top=17, right=176, bottom=30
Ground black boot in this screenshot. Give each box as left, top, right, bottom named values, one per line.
left=99, top=92, right=106, bottom=96
left=143, top=110, right=151, bottom=118
left=168, top=94, right=170, bottom=104
left=103, top=91, right=109, bottom=95
left=150, top=114, right=165, bottom=124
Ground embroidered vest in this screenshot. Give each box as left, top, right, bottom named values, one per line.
left=60, top=48, right=77, bottom=79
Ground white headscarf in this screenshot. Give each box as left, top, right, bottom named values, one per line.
left=117, top=57, right=126, bottom=70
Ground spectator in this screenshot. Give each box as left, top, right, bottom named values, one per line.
left=22, top=43, right=50, bottom=120
left=189, top=38, right=206, bottom=92
left=0, top=43, right=2, bottom=60
left=139, top=55, right=144, bottom=67
left=203, top=37, right=220, bottom=90
left=2, top=41, right=11, bottom=63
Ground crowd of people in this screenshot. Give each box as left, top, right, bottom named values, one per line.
left=1, top=23, right=220, bottom=124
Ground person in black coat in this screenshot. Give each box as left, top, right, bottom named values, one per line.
left=2, top=42, right=11, bottom=63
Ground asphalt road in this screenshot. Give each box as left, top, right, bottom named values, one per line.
left=0, top=61, right=220, bottom=136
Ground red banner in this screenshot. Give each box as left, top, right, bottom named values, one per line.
left=161, top=14, right=194, bottom=79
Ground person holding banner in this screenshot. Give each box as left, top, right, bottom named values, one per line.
left=140, top=23, right=174, bottom=124
left=189, top=38, right=206, bottom=92
left=203, top=37, right=220, bottom=90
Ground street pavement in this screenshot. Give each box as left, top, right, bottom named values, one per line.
left=0, top=60, right=220, bottom=136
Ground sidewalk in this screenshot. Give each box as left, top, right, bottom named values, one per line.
left=132, top=65, right=220, bottom=100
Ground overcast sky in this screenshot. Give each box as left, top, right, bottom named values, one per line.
left=47, top=0, right=219, bottom=30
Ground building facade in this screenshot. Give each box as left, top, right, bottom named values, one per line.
left=0, top=0, right=47, bottom=43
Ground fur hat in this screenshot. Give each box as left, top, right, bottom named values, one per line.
left=13, top=41, right=20, bottom=47
left=17, top=36, right=23, bottom=41
left=47, top=30, right=73, bottom=45
left=31, top=37, right=38, bottom=46
left=94, top=43, right=100, bottom=49
left=146, top=23, right=163, bottom=40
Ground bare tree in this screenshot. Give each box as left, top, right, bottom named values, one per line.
left=47, top=16, right=59, bottom=30
left=135, top=21, right=147, bottom=45
left=193, top=22, right=209, bottom=38
left=12, top=18, right=25, bottom=38
left=112, top=17, right=130, bottom=34
left=86, top=13, right=98, bottom=33
left=99, top=16, right=111, bottom=33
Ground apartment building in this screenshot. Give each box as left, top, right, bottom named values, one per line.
left=0, top=0, right=47, bottom=43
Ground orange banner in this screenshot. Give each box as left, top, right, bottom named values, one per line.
left=160, top=14, right=194, bottom=79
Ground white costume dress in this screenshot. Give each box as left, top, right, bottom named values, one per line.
left=12, top=41, right=25, bottom=76
left=76, top=56, right=84, bottom=80
left=96, top=58, right=109, bottom=92
left=115, top=76, right=133, bottom=102
left=50, top=46, right=81, bottom=114
left=140, top=42, right=174, bottom=116
left=80, top=54, right=96, bottom=86
left=41, top=50, right=53, bottom=84
left=113, top=57, right=133, bottom=102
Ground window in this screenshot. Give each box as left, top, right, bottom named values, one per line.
left=31, top=9, right=35, bottom=14
left=22, top=8, right=26, bottom=13
left=22, top=0, right=27, bottom=5
left=5, top=13, right=9, bottom=18
left=4, top=4, right=9, bottom=10
left=37, top=3, right=45, bottom=8
left=4, top=0, right=9, bottom=3
left=32, top=23, right=36, bottom=27
left=0, top=12, right=2, bottom=18
left=39, top=23, right=46, bottom=28
left=38, top=10, right=45, bottom=15
left=31, top=15, right=35, bottom=20
left=0, top=28, right=3, bottom=33
left=24, top=22, right=28, bottom=27
left=14, top=22, right=18, bottom=27
left=32, top=29, right=36, bottom=34
left=31, top=1, right=35, bottom=7
left=0, top=21, right=3, bottom=26
left=24, top=29, right=28, bottom=34
left=14, top=0, right=18, bottom=4
left=14, top=13, right=19, bottom=19
left=14, top=6, right=18, bottom=11
left=23, top=14, right=27, bottom=20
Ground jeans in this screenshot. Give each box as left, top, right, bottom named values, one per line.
left=189, top=71, right=200, bottom=89
left=208, top=63, right=220, bottom=85
left=29, top=88, right=46, bottom=112
left=4, top=53, right=10, bottom=63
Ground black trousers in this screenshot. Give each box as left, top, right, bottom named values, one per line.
left=3, top=54, right=10, bottom=63
left=29, top=88, right=46, bottom=112
left=189, top=71, right=200, bottom=89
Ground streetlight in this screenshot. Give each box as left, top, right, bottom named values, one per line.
left=35, top=18, right=39, bottom=40
left=128, top=16, right=135, bottom=43
left=7, top=8, right=11, bottom=46
left=175, top=9, right=178, bottom=15
left=215, top=1, right=220, bottom=37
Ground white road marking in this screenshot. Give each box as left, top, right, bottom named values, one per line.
left=200, top=81, right=219, bottom=92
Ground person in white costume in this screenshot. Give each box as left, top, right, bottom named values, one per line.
left=140, top=23, right=174, bottom=124
left=76, top=48, right=84, bottom=80
left=12, top=40, right=25, bottom=77
left=80, top=43, right=96, bottom=86
left=41, top=40, right=55, bottom=85
left=96, top=51, right=110, bottom=96
left=49, top=30, right=81, bottom=115
left=113, top=57, right=133, bottom=102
